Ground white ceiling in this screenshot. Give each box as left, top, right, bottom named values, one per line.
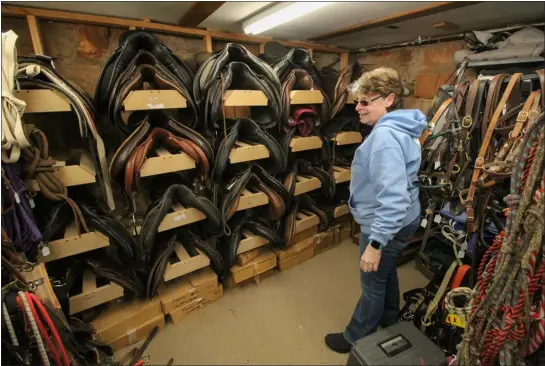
left=4, top=1, right=544, bottom=50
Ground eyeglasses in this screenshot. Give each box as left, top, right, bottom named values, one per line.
left=354, top=95, right=382, bottom=106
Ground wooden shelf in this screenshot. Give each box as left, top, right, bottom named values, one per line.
left=69, top=270, right=124, bottom=315
left=235, top=189, right=269, bottom=212
left=139, top=148, right=196, bottom=177
left=15, top=89, right=71, bottom=113
left=294, top=175, right=321, bottom=196
left=21, top=264, right=62, bottom=312
left=289, top=90, right=324, bottom=104
left=28, top=152, right=96, bottom=191
left=123, top=90, right=187, bottom=111
left=163, top=243, right=210, bottom=282
left=237, top=231, right=270, bottom=255
left=290, top=136, right=323, bottom=152
left=157, top=204, right=206, bottom=232
left=334, top=204, right=350, bottom=218
left=334, top=166, right=351, bottom=183
left=229, top=141, right=270, bottom=164
left=331, top=131, right=362, bottom=145
left=295, top=211, right=320, bottom=233
left=344, top=93, right=358, bottom=105
left=223, top=90, right=268, bottom=106
left=38, top=221, right=110, bottom=263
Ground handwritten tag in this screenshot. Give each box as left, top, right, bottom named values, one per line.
left=421, top=218, right=428, bottom=228
left=434, top=214, right=442, bottom=224
left=458, top=249, right=466, bottom=258
left=434, top=161, right=441, bottom=170
left=29, top=198, right=35, bottom=208
left=14, top=193, right=21, bottom=204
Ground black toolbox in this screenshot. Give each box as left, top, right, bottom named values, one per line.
left=347, top=321, right=447, bottom=366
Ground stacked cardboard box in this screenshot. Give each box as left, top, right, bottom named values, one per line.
left=272, top=223, right=318, bottom=271
left=91, top=297, right=165, bottom=352
left=158, top=267, right=223, bottom=324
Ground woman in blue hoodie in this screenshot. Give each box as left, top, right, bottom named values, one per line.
left=325, top=67, right=427, bottom=353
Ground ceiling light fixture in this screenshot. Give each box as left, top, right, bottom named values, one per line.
left=243, top=2, right=332, bottom=35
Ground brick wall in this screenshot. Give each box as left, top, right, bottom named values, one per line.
left=355, top=40, right=468, bottom=114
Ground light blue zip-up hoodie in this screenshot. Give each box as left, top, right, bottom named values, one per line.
left=349, top=109, right=427, bottom=247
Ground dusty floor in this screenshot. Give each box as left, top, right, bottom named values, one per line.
left=120, top=240, right=429, bottom=365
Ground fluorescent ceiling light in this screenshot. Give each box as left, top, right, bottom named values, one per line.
left=243, top=2, right=332, bottom=35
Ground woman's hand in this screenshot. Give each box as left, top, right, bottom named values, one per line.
left=360, top=245, right=382, bottom=272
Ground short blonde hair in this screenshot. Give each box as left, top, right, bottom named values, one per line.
left=349, top=67, right=403, bottom=111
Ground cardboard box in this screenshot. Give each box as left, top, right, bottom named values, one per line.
left=230, top=250, right=277, bottom=284
left=339, top=223, right=352, bottom=242
left=91, top=297, right=162, bottom=344
left=274, top=237, right=315, bottom=271
left=158, top=267, right=218, bottom=315
left=289, top=225, right=318, bottom=246
left=108, top=314, right=166, bottom=352
left=313, top=229, right=338, bottom=255
left=236, top=247, right=264, bottom=266
left=169, top=284, right=223, bottom=324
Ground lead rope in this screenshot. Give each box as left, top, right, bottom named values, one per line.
left=3, top=301, right=19, bottom=346
left=457, top=113, right=545, bottom=366
left=17, top=290, right=50, bottom=366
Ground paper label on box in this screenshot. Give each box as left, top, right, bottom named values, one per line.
left=127, top=328, right=136, bottom=343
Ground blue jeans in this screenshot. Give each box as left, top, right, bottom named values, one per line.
left=343, top=218, right=420, bottom=344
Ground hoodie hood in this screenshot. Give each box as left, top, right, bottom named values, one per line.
left=374, top=109, right=427, bottom=138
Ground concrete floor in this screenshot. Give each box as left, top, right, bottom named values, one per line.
left=119, top=240, right=429, bottom=365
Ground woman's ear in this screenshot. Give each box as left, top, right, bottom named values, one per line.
left=384, top=93, right=395, bottom=108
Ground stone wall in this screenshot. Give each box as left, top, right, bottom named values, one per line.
left=355, top=40, right=468, bottom=114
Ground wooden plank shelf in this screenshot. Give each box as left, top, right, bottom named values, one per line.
left=295, top=211, right=320, bottom=233
left=139, top=148, right=196, bottom=177
left=157, top=204, right=206, bottom=232
left=331, top=131, right=362, bottom=145
left=229, top=141, right=270, bottom=164
left=334, top=166, right=351, bottom=183
left=21, top=264, right=62, bottom=312
left=123, top=90, right=187, bottom=111
left=345, top=93, right=358, bottom=105
left=294, top=175, right=321, bottom=196
left=163, top=243, right=210, bottom=282
left=237, top=231, right=270, bottom=255
left=69, top=270, right=124, bottom=315
left=28, top=152, right=96, bottom=191
left=223, top=90, right=268, bottom=106
left=290, top=90, right=324, bottom=104
left=235, top=189, right=269, bottom=212
left=15, top=89, right=71, bottom=113
left=290, top=136, right=323, bottom=152
left=38, top=221, right=110, bottom=263
left=334, top=204, right=350, bottom=218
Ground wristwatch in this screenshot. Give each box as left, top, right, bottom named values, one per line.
left=369, top=240, right=383, bottom=250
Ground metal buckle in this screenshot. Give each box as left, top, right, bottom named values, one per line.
left=516, top=111, right=529, bottom=123
left=452, top=164, right=460, bottom=174
left=461, top=115, right=472, bottom=128
left=474, top=157, right=484, bottom=169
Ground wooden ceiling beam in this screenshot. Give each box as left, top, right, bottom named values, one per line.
left=2, top=5, right=349, bottom=53
left=310, top=1, right=481, bottom=41
left=178, top=2, right=225, bottom=27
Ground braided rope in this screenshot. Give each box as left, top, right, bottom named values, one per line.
left=17, top=290, right=50, bottom=366
left=2, top=301, right=19, bottom=346
left=458, top=113, right=545, bottom=366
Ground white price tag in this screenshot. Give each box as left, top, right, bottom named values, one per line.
left=457, top=249, right=466, bottom=259
left=434, top=214, right=442, bottom=224
left=41, top=246, right=50, bottom=257
left=420, top=218, right=428, bottom=228
left=29, top=198, right=35, bottom=208
left=14, top=193, right=21, bottom=204
left=434, top=161, right=441, bottom=170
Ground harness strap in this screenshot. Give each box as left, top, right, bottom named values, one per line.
left=420, top=260, right=458, bottom=332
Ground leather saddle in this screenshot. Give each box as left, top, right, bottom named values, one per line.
left=203, top=61, right=282, bottom=132
left=108, top=51, right=198, bottom=133
left=288, top=105, right=319, bottom=137
left=218, top=213, right=285, bottom=278
left=325, top=61, right=365, bottom=120
left=281, top=129, right=334, bottom=174
left=281, top=194, right=331, bottom=244
left=193, top=43, right=281, bottom=108
left=281, top=69, right=331, bottom=129
left=213, top=117, right=286, bottom=182
left=96, top=31, right=196, bottom=125
left=270, top=48, right=327, bottom=94
left=109, top=111, right=212, bottom=196
left=215, top=164, right=289, bottom=235
left=140, top=183, right=222, bottom=268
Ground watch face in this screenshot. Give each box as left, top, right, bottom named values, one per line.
left=370, top=241, right=381, bottom=249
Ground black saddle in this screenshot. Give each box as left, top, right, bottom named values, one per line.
left=213, top=117, right=286, bottom=182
